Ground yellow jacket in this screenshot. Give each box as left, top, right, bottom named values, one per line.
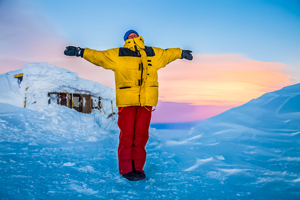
left=83, top=36, right=182, bottom=107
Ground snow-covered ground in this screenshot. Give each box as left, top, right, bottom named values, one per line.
left=0, top=63, right=300, bottom=199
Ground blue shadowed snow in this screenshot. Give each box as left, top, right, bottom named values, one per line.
left=0, top=63, right=300, bottom=199
left=150, top=121, right=197, bottom=130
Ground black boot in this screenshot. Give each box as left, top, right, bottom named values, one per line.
left=135, top=171, right=146, bottom=180
left=132, top=160, right=146, bottom=180
left=122, top=171, right=140, bottom=181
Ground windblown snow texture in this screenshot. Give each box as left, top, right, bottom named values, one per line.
left=0, top=63, right=299, bottom=199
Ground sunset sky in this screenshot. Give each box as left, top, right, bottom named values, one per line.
left=1, top=0, right=300, bottom=123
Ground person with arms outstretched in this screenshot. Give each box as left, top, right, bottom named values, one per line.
left=64, top=30, right=193, bottom=181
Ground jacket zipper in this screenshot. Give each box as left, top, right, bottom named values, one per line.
left=135, top=43, right=143, bottom=87
left=134, top=42, right=142, bottom=106
left=134, top=42, right=140, bottom=56
left=140, top=62, right=143, bottom=86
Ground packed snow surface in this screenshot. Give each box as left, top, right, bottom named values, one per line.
left=1, top=63, right=300, bottom=199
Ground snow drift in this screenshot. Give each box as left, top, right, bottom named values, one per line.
left=160, top=83, right=300, bottom=199
left=0, top=63, right=299, bottom=199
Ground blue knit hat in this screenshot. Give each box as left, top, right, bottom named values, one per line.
left=124, top=30, right=139, bottom=41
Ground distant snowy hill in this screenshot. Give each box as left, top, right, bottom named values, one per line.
left=203, top=83, right=300, bottom=129
left=191, top=83, right=300, bottom=137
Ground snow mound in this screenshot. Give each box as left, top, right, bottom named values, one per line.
left=0, top=63, right=118, bottom=144
left=203, top=83, right=300, bottom=130
left=0, top=62, right=115, bottom=109
left=156, top=83, right=300, bottom=199
left=184, top=83, right=300, bottom=154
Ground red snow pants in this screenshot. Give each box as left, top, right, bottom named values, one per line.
left=117, top=106, right=152, bottom=174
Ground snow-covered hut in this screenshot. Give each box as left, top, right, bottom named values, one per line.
left=48, top=92, right=104, bottom=114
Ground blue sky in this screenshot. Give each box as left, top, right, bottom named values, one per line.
left=1, top=0, right=300, bottom=122
left=34, top=0, right=300, bottom=63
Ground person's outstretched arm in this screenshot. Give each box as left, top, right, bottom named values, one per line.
left=153, top=47, right=193, bottom=70
left=64, top=46, right=118, bottom=71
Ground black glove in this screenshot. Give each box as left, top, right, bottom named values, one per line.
left=181, top=50, right=193, bottom=60
left=64, top=46, right=84, bottom=57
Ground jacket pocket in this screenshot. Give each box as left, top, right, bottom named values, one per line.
left=116, top=87, right=140, bottom=106
left=119, top=86, right=131, bottom=89
left=146, top=81, right=159, bottom=87
left=145, top=86, right=159, bottom=106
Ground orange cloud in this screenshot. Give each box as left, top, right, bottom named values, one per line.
left=158, top=54, right=291, bottom=106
